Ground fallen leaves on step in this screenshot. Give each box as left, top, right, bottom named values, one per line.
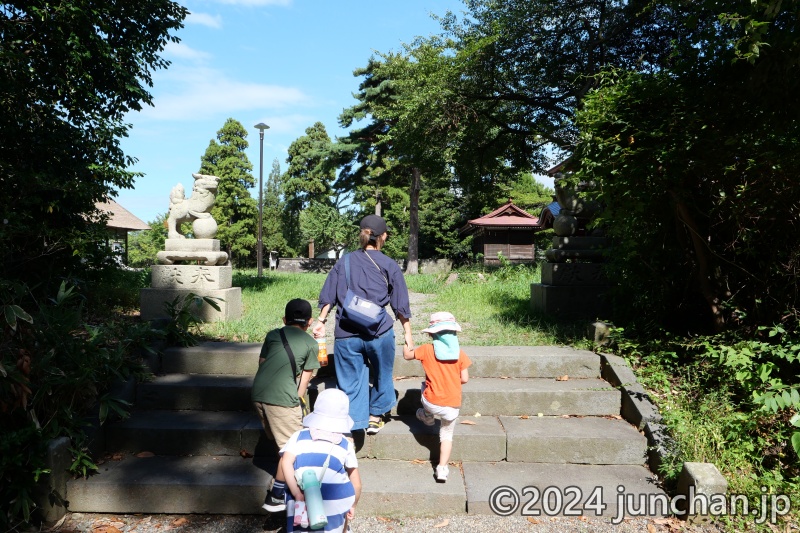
left=171, top=517, right=189, bottom=527
left=411, top=459, right=427, bottom=464
left=460, top=420, right=476, bottom=425
left=527, top=517, right=540, bottom=524
left=561, top=414, right=571, bottom=418
left=135, top=451, right=154, bottom=458
left=376, top=516, right=391, bottom=522
left=240, top=449, right=253, bottom=458
left=556, top=374, right=569, bottom=381
left=474, top=412, right=481, bottom=417
left=433, top=519, right=450, bottom=528
left=646, top=523, right=657, bottom=533
left=393, top=375, right=411, bottom=381
left=91, top=527, right=121, bottom=533
left=519, top=415, right=529, bottom=419
left=499, top=376, right=509, bottom=379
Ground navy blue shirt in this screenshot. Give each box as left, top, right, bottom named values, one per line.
left=318, top=250, right=412, bottom=338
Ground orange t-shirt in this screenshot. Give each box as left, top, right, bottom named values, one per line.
left=414, top=343, right=472, bottom=408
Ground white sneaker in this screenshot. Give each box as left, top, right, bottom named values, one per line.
left=435, top=465, right=449, bottom=481
left=416, top=408, right=435, bottom=426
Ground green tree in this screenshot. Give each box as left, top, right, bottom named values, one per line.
left=128, top=213, right=168, bottom=268
left=299, top=202, right=356, bottom=259
left=572, top=0, right=800, bottom=332
left=0, top=0, right=187, bottom=285
left=283, top=122, right=336, bottom=253
left=198, top=118, right=258, bottom=267
left=262, top=158, right=289, bottom=256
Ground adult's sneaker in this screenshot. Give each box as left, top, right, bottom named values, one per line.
left=435, top=465, right=449, bottom=482
left=262, top=492, right=286, bottom=512
left=416, top=408, right=435, bottom=426
left=366, top=418, right=385, bottom=435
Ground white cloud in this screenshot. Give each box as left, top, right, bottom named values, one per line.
left=140, top=66, right=309, bottom=121
left=186, top=12, right=223, bottom=29
left=163, top=42, right=213, bottom=63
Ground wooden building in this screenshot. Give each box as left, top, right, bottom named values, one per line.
left=95, top=199, right=151, bottom=265
left=460, top=200, right=553, bottom=264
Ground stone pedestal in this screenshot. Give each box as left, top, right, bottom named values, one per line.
left=140, top=240, right=242, bottom=322
left=531, top=219, right=612, bottom=319
left=140, top=287, right=242, bottom=322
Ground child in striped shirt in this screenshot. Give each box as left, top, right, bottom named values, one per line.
left=280, top=388, right=362, bottom=533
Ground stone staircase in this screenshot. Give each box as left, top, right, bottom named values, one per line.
left=65, top=343, right=666, bottom=518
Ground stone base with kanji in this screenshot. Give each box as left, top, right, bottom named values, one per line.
left=139, top=287, right=242, bottom=322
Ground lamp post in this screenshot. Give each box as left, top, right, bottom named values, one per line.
left=254, top=123, right=270, bottom=277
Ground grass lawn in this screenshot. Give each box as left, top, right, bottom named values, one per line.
left=198, top=266, right=591, bottom=349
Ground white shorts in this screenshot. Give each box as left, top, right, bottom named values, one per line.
left=420, top=383, right=460, bottom=442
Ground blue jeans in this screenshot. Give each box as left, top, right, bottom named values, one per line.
left=333, top=329, right=396, bottom=431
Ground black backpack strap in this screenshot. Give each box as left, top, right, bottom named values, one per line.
left=279, top=328, right=298, bottom=385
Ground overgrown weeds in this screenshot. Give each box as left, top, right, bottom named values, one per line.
left=0, top=273, right=161, bottom=529
left=610, top=325, right=800, bottom=529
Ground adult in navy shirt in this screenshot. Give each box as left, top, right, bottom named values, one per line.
left=312, top=215, right=414, bottom=434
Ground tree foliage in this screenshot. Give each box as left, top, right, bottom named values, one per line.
left=262, top=158, right=289, bottom=256
left=198, top=118, right=258, bottom=267
left=128, top=213, right=168, bottom=268
left=573, top=0, right=800, bottom=333
left=0, top=0, right=187, bottom=285
left=283, top=122, right=336, bottom=254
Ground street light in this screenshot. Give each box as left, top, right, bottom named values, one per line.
left=254, top=122, right=270, bottom=277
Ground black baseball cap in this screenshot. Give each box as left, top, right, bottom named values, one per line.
left=285, top=298, right=312, bottom=325
left=360, top=214, right=388, bottom=235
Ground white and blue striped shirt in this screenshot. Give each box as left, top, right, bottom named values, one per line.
left=281, top=429, right=358, bottom=533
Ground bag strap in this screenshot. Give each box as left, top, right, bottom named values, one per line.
left=363, top=250, right=388, bottom=287
left=279, top=328, right=298, bottom=385
left=344, top=253, right=352, bottom=290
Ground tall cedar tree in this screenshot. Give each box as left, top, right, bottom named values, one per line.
left=198, top=118, right=258, bottom=267
left=282, top=122, right=335, bottom=255
left=0, top=0, right=187, bottom=285
left=262, top=158, right=288, bottom=256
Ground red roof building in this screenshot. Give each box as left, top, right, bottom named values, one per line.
left=460, top=200, right=552, bottom=264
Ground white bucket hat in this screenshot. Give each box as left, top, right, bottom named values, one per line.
left=421, top=311, right=462, bottom=334
left=303, top=388, right=354, bottom=434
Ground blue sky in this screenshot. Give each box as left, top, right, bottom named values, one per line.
left=115, top=0, right=553, bottom=225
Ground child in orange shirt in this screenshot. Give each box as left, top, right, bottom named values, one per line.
left=402, top=312, right=471, bottom=482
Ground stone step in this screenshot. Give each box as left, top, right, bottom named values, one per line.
left=393, top=345, right=601, bottom=379
left=499, top=416, right=647, bottom=465
left=394, top=377, right=619, bottom=417
left=160, top=342, right=601, bottom=379
left=136, top=375, right=620, bottom=416
left=104, top=410, right=263, bottom=457
left=104, top=412, right=644, bottom=467
left=65, top=456, right=666, bottom=518
left=136, top=374, right=252, bottom=411
left=463, top=462, right=667, bottom=517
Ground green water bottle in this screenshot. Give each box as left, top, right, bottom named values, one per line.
left=301, top=469, right=327, bottom=530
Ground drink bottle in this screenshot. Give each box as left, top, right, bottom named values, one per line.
left=301, top=469, right=327, bottom=529
left=316, top=338, right=328, bottom=367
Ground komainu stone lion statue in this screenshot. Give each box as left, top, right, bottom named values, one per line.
left=167, top=173, right=219, bottom=239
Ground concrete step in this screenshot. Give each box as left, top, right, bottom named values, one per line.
left=161, top=342, right=601, bottom=379
left=463, top=462, right=667, bottom=517
left=394, top=377, right=620, bottom=417
left=103, top=411, right=645, bottom=467
left=136, top=374, right=252, bottom=411
left=393, top=345, right=601, bottom=379
left=136, top=375, right=619, bottom=416
left=500, top=416, right=647, bottom=465
left=66, top=456, right=666, bottom=518
left=360, top=416, right=506, bottom=462
left=104, top=410, right=263, bottom=457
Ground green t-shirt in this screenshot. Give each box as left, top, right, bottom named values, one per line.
left=251, top=325, right=320, bottom=407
